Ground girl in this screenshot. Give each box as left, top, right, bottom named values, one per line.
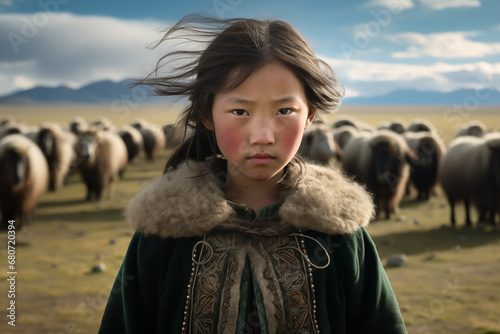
left=99, top=15, right=407, bottom=334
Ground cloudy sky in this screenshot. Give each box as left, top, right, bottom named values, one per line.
left=1, top=0, right=499, bottom=99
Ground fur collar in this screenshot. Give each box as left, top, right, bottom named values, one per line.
left=125, top=160, right=374, bottom=238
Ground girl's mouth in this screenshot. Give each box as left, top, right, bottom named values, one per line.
left=248, top=153, right=275, bottom=164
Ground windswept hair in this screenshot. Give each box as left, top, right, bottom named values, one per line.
left=137, top=15, right=344, bottom=172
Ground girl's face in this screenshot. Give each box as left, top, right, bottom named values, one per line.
left=207, top=61, right=315, bottom=187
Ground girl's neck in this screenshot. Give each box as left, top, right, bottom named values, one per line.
left=224, top=174, right=284, bottom=212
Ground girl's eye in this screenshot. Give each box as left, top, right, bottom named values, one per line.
left=277, top=108, right=293, bottom=115
left=231, top=109, right=249, bottom=116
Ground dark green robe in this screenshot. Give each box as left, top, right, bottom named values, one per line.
left=98, top=160, right=407, bottom=333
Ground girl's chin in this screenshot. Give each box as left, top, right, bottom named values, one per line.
left=239, top=169, right=286, bottom=183
left=226, top=159, right=288, bottom=178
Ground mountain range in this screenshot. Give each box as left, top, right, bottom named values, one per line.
left=1, top=79, right=499, bottom=106
left=0, top=79, right=180, bottom=105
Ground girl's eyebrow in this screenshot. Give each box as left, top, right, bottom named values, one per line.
left=226, top=96, right=299, bottom=105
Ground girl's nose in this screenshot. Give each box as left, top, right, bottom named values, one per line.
left=250, top=125, right=275, bottom=145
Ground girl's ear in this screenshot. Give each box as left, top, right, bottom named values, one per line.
left=202, top=118, right=214, bottom=131
left=304, top=105, right=316, bottom=130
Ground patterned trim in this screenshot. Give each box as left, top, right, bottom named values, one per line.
left=182, top=232, right=321, bottom=334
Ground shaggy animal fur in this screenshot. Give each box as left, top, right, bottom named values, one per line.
left=0, top=134, right=49, bottom=230
left=117, top=125, right=143, bottom=163
left=130, top=118, right=149, bottom=131
left=474, top=133, right=500, bottom=224
left=313, top=114, right=327, bottom=124
left=0, top=121, right=28, bottom=140
left=35, top=123, right=76, bottom=191
left=332, top=125, right=358, bottom=159
left=341, top=130, right=416, bottom=219
left=131, top=119, right=165, bottom=160
left=162, top=123, right=192, bottom=149
left=439, top=133, right=500, bottom=226
left=24, top=127, right=40, bottom=142
left=139, top=124, right=165, bottom=161
left=299, top=124, right=339, bottom=164
left=455, top=120, right=487, bottom=138
left=331, top=116, right=359, bottom=130
left=377, top=119, right=406, bottom=134
left=332, top=117, right=374, bottom=133
left=404, top=131, right=446, bottom=200
left=75, top=129, right=128, bottom=201
left=125, top=160, right=375, bottom=238
left=89, top=117, right=115, bottom=131
left=407, top=119, right=436, bottom=133
left=69, top=116, right=88, bottom=136
left=0, top=116, right=17, bottom=127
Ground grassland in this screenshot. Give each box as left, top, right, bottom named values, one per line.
left=0, top=105, right=499, bottom=334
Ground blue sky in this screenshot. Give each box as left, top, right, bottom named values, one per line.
left=1, top=0, right=499, bottom=99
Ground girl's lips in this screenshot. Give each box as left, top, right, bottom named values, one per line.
left=248, top=154, right=276, bottom=164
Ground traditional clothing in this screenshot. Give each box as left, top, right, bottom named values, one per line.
left=99, top=160, right=407, bottom=333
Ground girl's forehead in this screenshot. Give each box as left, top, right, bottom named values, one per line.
left=223, top=60, right=296, bottom=87
left=221, top=61, right=305, bottom=97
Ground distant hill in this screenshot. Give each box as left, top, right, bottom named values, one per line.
left=1, top=79, right=499, bottom=106
left=0, top=79, right=181, bottom=105
left=343, top=88, right=500, bottom=105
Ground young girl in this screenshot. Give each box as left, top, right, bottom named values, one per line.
left=99, top=15, right=407, bottom=334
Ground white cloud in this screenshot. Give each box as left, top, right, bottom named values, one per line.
left=388, top=31, right=500, bottom=58
left=321, top=56, right=500, bottom=98
left=364, top=0, right=415, bottom=11
left=0, top=12, right=171, bottom=96
left=361, top=0, right=482, bottom=15
left=418, top=0, right=481, bottom=10
left=12, top=75, right=36, bottom=90
left=1, top=12, right=499, bottom=102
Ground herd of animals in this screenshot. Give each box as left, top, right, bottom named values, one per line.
left=0, top=115, right=185, bottom=230
left=0, top=114, right=499, bottom=231
left=299, top=116, right=500, bottom=227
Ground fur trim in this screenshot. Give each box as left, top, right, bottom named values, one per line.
left=280, top=162, right=375, bottom=235
left=125, top=160, right=374, bottom=238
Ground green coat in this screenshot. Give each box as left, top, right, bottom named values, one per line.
left=99, top=161, right=407, bottom=333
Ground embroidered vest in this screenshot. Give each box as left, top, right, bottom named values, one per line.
left=180, top=208, right=329, bottom=334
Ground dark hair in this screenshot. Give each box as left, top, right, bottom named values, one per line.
left=138, top=15, right=344, bottom=173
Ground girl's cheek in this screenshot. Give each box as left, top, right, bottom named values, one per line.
left=279, top=122, right=305, bottom=154
left=216, top=125, right=244, bottom=158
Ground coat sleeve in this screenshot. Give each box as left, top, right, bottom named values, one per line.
left=308, top=227, right=407, bottom=334
left=98, top=232, right=169, bottom=334
left=342, top=227, right=407, bottom=333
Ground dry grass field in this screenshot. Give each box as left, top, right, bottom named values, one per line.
left=0, top=105, right=499, bottom=334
